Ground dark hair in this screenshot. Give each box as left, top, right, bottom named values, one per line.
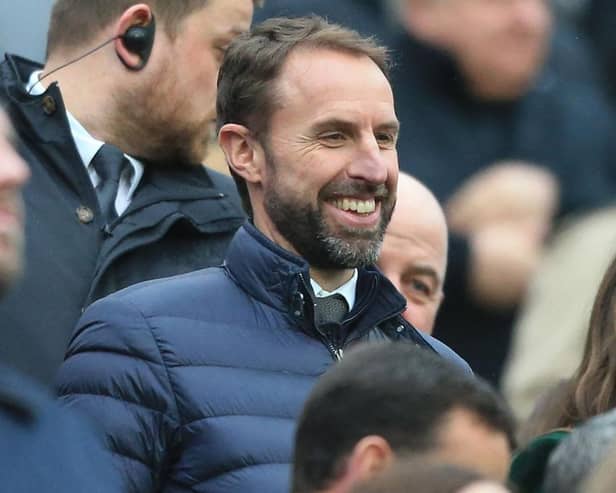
left=527, top=253, right=616, bottom=436
left=291, top=343, right=516, bottom=493
left=350, top=458, right=489, bottom=493
left=216, top=15, right=391, bottom=216
left=47, top=0, right=264, bottom=56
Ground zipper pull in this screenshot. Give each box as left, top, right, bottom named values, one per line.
left=334, top=347, right=344, bottom=361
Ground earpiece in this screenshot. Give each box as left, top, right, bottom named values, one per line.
left=119, top=14, right=156, bottom=71
left=32, top=12, right=157, bottom=92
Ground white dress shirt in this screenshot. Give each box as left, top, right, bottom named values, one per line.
left=310, top=269, right=358, bottom=311
left=27, top=71, right=144, bottom=216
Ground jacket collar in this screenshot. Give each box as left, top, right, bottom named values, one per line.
left=2, top=54, right=95, bottom=200
left=224, top=222, right=407, bottom=330
left=2, top=54, right=245, bottom=226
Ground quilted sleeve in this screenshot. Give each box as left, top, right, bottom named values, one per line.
left=56, top=295, right=182, bottom=493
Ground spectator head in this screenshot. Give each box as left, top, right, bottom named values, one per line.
left=217, top=16, right=399, bottom=284
left=291, top=343, right=515, bottom=493
left=349, top=458, right=511, bottom=493
left=378, top=173, right=447, bottom=333
left=527, top=252, right=616, bottom=436
left=543, top=408, right=616, bottom=493
left=401, top=0, right=552, bottom=101
left=44, top=0, right=259, bottom=164
left=0, top=111, right=30, bottom=296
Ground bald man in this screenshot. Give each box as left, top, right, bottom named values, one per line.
left=378, top=174, right=448, bottom=334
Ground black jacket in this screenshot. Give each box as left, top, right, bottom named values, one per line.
left=57, top=223, right=470, bottom=493
left=0, top=54, right=245, bottom=384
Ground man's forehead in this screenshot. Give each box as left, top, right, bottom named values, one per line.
left=276, top=47, right=394, bottom=107
left=383, top=225, right=447, bottom=280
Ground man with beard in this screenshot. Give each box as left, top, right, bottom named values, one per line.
left=0, top=109, right=121, bottom=492
left=56, top=16, right=470, bottom=493
left=0, top=0, right=257, bottom=384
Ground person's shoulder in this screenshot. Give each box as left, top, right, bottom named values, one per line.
left=419, top=333, right=474, bottom=376
left=509, top=429, right=571, bottom=493
left=0, top=366, right=122, bottom=492
left=0, top=364, right=54, bottom=418
left=87, top=265, right=239, bottom=321
left=0, top=364, right=95, bottom=442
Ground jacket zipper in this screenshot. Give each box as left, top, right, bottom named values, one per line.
left=298, top=273, right=345, bottom=361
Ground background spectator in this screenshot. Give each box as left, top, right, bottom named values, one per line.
left=378, top=172, right=448, bottom=334
left=0, top=108, right=120, bottom=493
left=519, top=251, right=616, bottom=439
left=253, top=0, right=400, bottom=44
left=509, top=253, right=616, bottom=492
left=543, top=409, right=616, bottom=493
left=503, top=207, right=616, bottom=421
left=386, top=0, right=614, bottom=385
left=292, top=343, right=514, bottom=493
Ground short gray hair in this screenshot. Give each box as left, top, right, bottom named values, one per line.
left=543, top=409, right=616, bottom=493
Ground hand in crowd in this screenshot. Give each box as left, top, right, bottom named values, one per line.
left=446, top=161, right=559, bottom=237
left=446, top=162, right=559, bottom=308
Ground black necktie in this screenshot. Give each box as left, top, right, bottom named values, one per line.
left=315, top=294, right=349, bottom=325
left=91, top=144, right=128, bottom=223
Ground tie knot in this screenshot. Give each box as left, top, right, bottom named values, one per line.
left=315, top=294, right=349, bottom=325
left=91, top=144, right=127, bottom=182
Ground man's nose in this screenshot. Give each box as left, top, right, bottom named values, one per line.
left=346, top=135, right=389, bottom=184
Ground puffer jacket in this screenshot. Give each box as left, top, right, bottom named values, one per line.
left=56, top=223, right=470, bottom=493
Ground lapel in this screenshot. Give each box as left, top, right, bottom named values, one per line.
left=2, top=55, right=98, bottom=209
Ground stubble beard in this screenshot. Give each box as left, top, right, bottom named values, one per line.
left=110, top=67, right=210, bottom=166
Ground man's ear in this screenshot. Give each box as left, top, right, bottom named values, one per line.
left=218, top=124, right=263, bottom=185
left=114, top=3, right=153, bottom=70
left=346, top=436, right=395, bottom=483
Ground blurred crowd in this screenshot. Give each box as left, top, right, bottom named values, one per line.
left=3, top=0, right=616, bottom=492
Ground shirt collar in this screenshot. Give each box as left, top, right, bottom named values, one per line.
left=310, top=269, right=358, bottom=310
left=26, top=70, right=144, bottom=200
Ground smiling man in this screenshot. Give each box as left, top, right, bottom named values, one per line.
left=57, top=16, right=469, bottom=493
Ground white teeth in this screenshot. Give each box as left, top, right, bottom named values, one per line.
left=334, top=198, right=376, bottom=214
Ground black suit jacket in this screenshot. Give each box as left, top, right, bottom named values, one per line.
left=0, top=54, right=245, bottom=384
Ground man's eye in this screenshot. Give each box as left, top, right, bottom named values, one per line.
left=319, top=133, right=347, bottom=145
left=375, top=132, right=396, bottom=148
left=408, top=279, right=431, bottom=297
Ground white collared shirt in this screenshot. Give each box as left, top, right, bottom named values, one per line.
left=310, top=269, right=358, bottom=311
left=27, top=71, right=144, bottom=216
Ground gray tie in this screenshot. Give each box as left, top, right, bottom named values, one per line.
left=315, top=294, right=349, bottom=325
left=91, top=144, right=128, bottom=223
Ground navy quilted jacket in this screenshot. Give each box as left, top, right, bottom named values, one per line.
left=56, top=223, right=470, bottom=493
